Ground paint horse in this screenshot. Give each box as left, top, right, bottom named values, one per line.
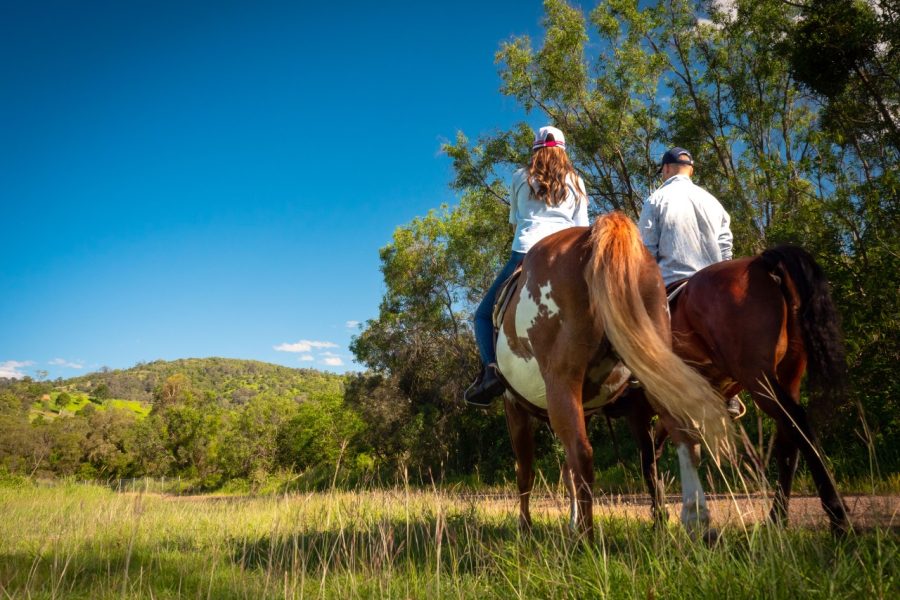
left=612, top=245, right=851, bottom=535
left=495, top=211, right=729, bottom=541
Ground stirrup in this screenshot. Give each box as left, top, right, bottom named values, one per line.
left=726, top=396, right=747, bottom=420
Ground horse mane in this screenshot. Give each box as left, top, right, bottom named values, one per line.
left=759, top=245, right=848, bottom=417
left=583, top=212, right=729, bottom=452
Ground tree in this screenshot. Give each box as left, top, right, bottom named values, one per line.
left=153, top=374, right=193, bottom=408
left=46, top=416, right=89, bottom=476
left=276, top=391, right=363, bottom=475
left=92, top=383, right=111, bottom=402
left=217, top=392, right=298, bottom=481
left=80, top=408, right=138, bottom=479
left=55, top=392, right=72, bottom=409
left=350, top=188, right=513, bottom=477
left=353, top=0, right=900, bottom=480
left=0, top=413, right=36, bottom=474
left=786, top=0, right=900, bottom=150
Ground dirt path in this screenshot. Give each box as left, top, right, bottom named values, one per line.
left=124, top=488, right=900, bottom=531
left=515, top=493, right=900, bottom=531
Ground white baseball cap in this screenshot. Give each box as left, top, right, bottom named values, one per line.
left=532, top=125, right=566, bottom=150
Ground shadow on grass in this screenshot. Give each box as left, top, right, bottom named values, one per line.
left=228, top=512, right=729, bottom=575
left=0, top=546, right=258, bottom=600
left=231, top=512, right=527, bottom=575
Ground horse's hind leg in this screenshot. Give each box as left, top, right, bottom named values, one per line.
left=751, top=377, right=850, bottom=534
left=546, top=379, right=594, bottom=541
left=562, top=464, right=578, bottom=531
left=769, top=427, right=799, bottom=525
left=504, top=395, right=536, bottom=533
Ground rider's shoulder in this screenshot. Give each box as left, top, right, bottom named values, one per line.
left=512, top=167, right=529, bottom=183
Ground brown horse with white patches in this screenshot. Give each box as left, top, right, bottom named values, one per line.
left=495, top=211, right=729, bottom=541
left=612, top=245, right=851, bottom=534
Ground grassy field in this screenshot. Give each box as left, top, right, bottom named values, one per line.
left=0, top=480, right=896, bottom=599
left=30, top=392, right=151, bottom=421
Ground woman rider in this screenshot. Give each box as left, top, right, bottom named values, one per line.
left=465, top=125, right=589, bottom=406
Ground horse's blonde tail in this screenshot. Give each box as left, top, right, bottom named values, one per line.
left=584, top=212, right=729, bottom=451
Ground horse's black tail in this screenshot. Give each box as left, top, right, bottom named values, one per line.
left=759, top=245, right=847, bottom=416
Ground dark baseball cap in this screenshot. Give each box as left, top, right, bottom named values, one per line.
left=657, top=147, right=694, bottom=174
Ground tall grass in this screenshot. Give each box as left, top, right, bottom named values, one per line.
left=0, top=475, right=896, bottom=599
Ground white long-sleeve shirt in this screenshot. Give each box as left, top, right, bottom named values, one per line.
left=509, top=168, right=590, bottom=253
left=638, top=174, right=733, bottom=285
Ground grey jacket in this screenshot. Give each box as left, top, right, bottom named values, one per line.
left=638, top=175, right=733, bottom=285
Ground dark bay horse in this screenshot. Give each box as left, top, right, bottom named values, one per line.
left=614, top=245, right=850, bottom=534
left=495, top=212, right=729, bottom=540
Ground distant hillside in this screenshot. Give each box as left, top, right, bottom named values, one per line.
left=60, top=357, right=344, bottom=406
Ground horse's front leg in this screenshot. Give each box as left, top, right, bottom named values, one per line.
left=659, top=412, right=714, bottom=542
left=504, top=395, right=536, bottom=533
left=546, top=378, right=594, bottom=541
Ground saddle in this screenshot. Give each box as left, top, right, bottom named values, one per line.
left=491, top=265, right=523, bottom=331
left=666, top=278, right=690, bottom=310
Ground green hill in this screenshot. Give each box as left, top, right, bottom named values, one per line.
left=59, top=357, right=344, bottom=406
left=2, top=358, right=354, bottom=484
left=18, top=358, right=344, bottom=422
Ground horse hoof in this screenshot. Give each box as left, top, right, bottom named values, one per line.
left=830, top=520, right=851, bottom=538
left=701, top=528, right=720, bottom=547
left=652, top=512, right=669, bottom=530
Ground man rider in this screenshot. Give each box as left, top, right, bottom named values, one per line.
left=638, top=147, right=744, bottom=419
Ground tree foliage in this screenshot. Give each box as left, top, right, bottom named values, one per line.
left=349, top=189, right=514, bottom=478
left=351, top=0, right=900, bottom=480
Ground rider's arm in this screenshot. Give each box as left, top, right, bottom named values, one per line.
left=574, top=176, right=590, bottom=226
left=638, top=198, right=659, bottom=258
left=718, top=210, right=733, bottom=260
left=509, top=171, right=522, bottom=226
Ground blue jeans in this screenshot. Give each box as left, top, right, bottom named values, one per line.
left=474, top=251, right=526, bottom=365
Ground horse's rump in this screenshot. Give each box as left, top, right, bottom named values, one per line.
left=497, top=212, right=728, bottom=449
left=496, top=227, right=631, bottom=413
left=674, top=247, right=847, bottom=414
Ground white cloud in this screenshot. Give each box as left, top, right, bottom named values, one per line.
left=696, top=0, right=736, bottom=30
left=319, top=351, right=345, bottom=367
left=48, top=358, right=84, bottom=369
left=274, top=339, right=339, bottom=353
left=711, top=0, right=737, bottom=21
left=0, top=360, right=34, bottom=379
left=345, top=320, right=360, bottom=329
left=299, top=354, right=315, bottom=362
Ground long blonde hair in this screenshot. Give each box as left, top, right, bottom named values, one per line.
left=527, top=146, right=584, bottom=207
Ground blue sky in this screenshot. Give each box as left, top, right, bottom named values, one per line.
left=0, top=0, right=551, bottom=379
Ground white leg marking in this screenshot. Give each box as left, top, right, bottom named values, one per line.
left=564, top=467, right=578, bottom=531
left=676, top=443, right=710, bottom=537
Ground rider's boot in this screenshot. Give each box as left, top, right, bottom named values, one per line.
left=464, top=363, right=505, bottom=407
